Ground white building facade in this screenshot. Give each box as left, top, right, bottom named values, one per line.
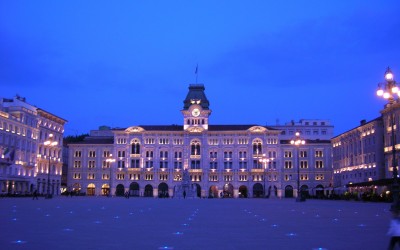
left=332, top=118, right=385, bottom=193
left=0, top=96, right=66, bottom=195
left=67, top=84, right=333, bottom=198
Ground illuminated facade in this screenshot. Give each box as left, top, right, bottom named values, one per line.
left=332, top=98, right=400, bottom=195
left=67, top=84, right=333, bottom=198
left=332, top=119, right=385, bottom=191
left=0, top=96, right=66, bottom=195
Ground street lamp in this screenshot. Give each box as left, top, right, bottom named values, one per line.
left=377, top=67, right=400, bottom=211
left=44, top=134, right=58, bottom=199
left=259, top=154, right=273, bottom=198
left=291, top=132, right=306, bottom=202
left=106, top=154, right=115, bottom=197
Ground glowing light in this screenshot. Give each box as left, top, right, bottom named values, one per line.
left=385, top=72, right=394, bottom=81
left=392, top=86, right=399, bottom=93
left=383, top=92, right=390, bottom=99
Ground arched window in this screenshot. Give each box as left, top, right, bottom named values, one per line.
left=252, top=139, right=263, bottom=155
left=131, top=139, right=140, bottom=155
left=191, top=139, right=201, bottom=156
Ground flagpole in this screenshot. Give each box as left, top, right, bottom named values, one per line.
left=195, top=64, right=198, bottom=84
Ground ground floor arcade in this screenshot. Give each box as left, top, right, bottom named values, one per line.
left=69, top=181, right=332, bottom=198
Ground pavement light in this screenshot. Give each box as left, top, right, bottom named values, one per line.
left=333, top=218, right=339, bottom=222
left=12, top=240, right=26, bottom=244
left=259, top=219, right=266, bottom=222
left=173, top=232, right=183, bottom=235
left=12, top=218, right=17, bottom=221
left=286, top=233, right=297, bottom=237
left=312, top=248, right=327, bottom=250
left=94, top=221, right=102, bottom=224
left=182, top=223, right=189, bottom=226
left=63, top=228, right=74, bottom=232
left=45, top=214, right=50, bottom=217
left=114, top=216, right=120, bottom=219
left=358, top=224, right=366, bottom=227
left=158, top=247, right=174, bottom=249
left=271, top=224, right=278, bottom=227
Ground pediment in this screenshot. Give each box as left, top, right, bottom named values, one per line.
left=125, top=126, right=145, bottom=133
left=248, top=126, right=267, bottom=133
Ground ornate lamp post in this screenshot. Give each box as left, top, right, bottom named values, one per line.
left=106, top=154, right=115, bottom=197
left=291, top=132, right=306, bottom=202
left=259, top=154, right=273, bottom=198
left=44, top=134, right=58, bottom=199
left=377, top=67, right=400, bottom=211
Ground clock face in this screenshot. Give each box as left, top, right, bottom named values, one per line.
left=192, top=108, right=200, bottom=117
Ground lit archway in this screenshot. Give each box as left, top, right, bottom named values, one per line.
left=252, top=183, right=263, bottom=198
left=101, top=184, right=110, bottom=196
left=209, top=185, right=218, bottom=198
left=223, top=183, right=234, bottom=198
left=87, top=183, right=95, bottom=196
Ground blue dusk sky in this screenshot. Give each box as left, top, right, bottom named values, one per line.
left=1, top=1, right=400, bottom=136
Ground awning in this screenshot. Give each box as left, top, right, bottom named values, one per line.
left=346, top=178, right=394, bottom=188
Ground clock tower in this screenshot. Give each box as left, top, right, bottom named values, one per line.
left=182, top=84, right=211, bottom=131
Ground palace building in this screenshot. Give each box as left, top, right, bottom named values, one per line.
left=0, top=96, right=67, bottom=195
left=67, top=84, right=333, bottom=198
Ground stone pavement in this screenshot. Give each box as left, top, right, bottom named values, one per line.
left=0, top=197, right=391, bottom=250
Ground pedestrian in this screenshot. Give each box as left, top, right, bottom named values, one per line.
left=32, top=190, right=38, bottom=200
left=388, top=209, right=400, bottom=250
left=183, top=190, right=186, bottom=199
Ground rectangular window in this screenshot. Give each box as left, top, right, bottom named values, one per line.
left=284, top=161, right=292, bottom=169
left=88, top=160, right=95, bottom=169
left=190, top=160, right=200, bottom=169
left=88, top=150, right=96, bottom=158
left=209, top=175, right=218, bottom=182
left=118, top=150, right=126, bottom=157
left=284, top=151, right=292, bottom=158
left=74, top=151, right=82, bottom=157
left=315, top=160, right=324, bottom=168
left=118, top=160, right=125, bottom=168
left=73, top=161, right=81, bottom=168
left=300, top=161, right=308, bottom=169
left=315, top=150, right=323, bottom=157
left=300, top=150, right=308, bottom=158
left=131, top=159, right=140, bottom=168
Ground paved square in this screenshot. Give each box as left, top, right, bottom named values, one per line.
left=0, top=197, right=390, bottom=250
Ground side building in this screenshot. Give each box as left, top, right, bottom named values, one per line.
left=0, top=96, right=67, bottom=196
left=67, top=84, right=333, bottom=198
left=332, top=118, right=385, bottom=195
